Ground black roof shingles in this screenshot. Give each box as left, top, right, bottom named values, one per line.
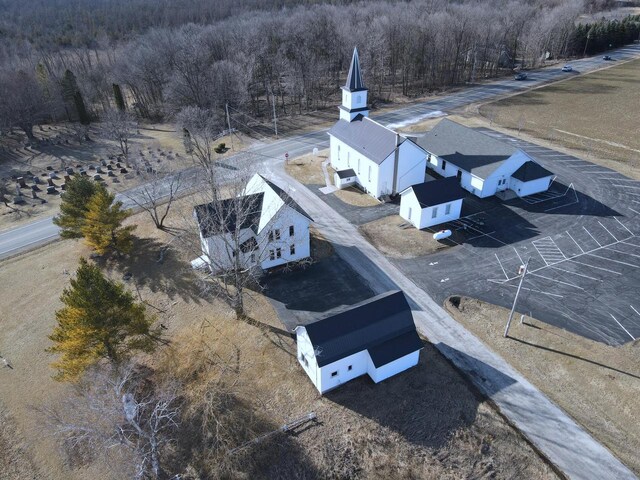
left=511, top=161, right=554, bottom=182
left=302, top=291, right=422, bottom=368
left=193, top=192, right=264, bottom=238
left=336, top=168, right=356, bottom=179
left=407, top=177, right=466, bottom=208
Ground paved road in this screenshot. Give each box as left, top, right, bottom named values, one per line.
left=1, top=43, right=639, bottom=260
left=264, top=161, right=637, bottom=480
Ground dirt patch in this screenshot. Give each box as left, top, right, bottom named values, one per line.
left=333, top=186, right=380, bottom=207
left=359, top=214, right=453, bottom=258
left=445, top=296, right=640, bottom=476
left=284, top=149, right=329, bottom=185
left=479, top=58, right=640, bottom=179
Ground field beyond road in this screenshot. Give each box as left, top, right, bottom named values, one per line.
left=480, top=58, right=640, bottom=178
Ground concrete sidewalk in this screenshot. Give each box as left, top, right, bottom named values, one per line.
left=268, top=164, right=636, bottom=480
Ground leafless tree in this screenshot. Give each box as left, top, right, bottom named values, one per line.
left=102, top=109, right=137, bottom=159
left=40, top=363, right=181, bottom=480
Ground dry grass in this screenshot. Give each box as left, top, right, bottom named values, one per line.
left=333, top=186, right=380, bottom=207
left=446, top=296, right=640, bottom=476
left=359, top=214, right=453, bottom=258
left=284, top=149, right=330, bottom=185
left=480, top=58, right=640, bottom=179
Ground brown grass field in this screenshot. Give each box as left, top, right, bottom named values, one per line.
left=0, top=195, right=558, bottom=479
left=480, top=58, right=640, bottom=179
left=446, top=296, right=640, bottom=475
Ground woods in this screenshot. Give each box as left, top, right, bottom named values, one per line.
left=2, top=0, right=631, bottom=140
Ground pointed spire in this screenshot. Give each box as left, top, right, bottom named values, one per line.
left=345, top=47, right=365, bottom=91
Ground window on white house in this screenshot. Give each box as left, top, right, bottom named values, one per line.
left=269, top=250, right=275, bottom=261
left=250, top=253, right=256, bottom=263
left=442, top=160, right=447, bottom=170
left=276, top=248, right=282, bottom=259
left=290, top=244, right=296, bottom=255
left=348, top=365, right=352, bottom=371
left=331, top=371, right=338, bottom=377
left=432, top=206, right=438, bottom=218
left=300, top=353, right=308, bottom=367
left=289, top=225, right=294, bottom=236
left=268, top=231, right=274, bottom=242
left=445, top=203, right=451, bottom=215
left=275, top=229, right=281, bottom=240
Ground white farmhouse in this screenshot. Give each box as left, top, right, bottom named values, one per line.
left=295, top=291, right=423, bottom=394
left=328, top=48, right=427, bottom=199
left=416, top=119, right=554, bottom=198
left=399, top=177, right=466, bottom=229
left=192, top=173, right=313, bottom=272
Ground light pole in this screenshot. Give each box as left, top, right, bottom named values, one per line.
left=504, top=257, right=531, bottom=338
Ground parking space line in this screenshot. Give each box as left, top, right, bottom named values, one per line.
left=583, top=226, right=602, bottom=247
left=613, top=184, right=640, bottom=189
left=495, top=253, right=508, bottom=279
left=615, top=217, right=634, bottom=236
left=588, top=253, right=640, bottom=268
left=568, top=260, right=621, bottom=275
left=606, top=247, right=640, bottom=260
left=610, top=314, right=636, bottom=341
left=545, top=184, right=578, bottom=212
left=550, top=266, right=601, bottom=281
left=621, top=239, right=640, bottom=248
left=499, top=283, right=564, bottom=298
left=566, top=230, right=585, bottom=253
left=631, top=305, right=640, bottom=317
left=530, top=272, right=584, bottom=290
left=630, top=208, right=640, bottom=215
left=598, top=221, right=618, bottom=242
left=512, top=247, right=525, bottom=265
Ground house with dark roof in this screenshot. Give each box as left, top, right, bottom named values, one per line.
left=295, top=290, right=423, bottom=393
left=399, top=177, right=466, bottom=229
left=192, top=173, right=313, bottom=273
left=415, top=119, right=554, bottom=198
left=328, top=48, right=427, bottom=199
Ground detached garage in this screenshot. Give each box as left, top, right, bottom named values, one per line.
left=399, top=177, right=466, bottom=229
left=295, top=291, right=422, bottom=394
left=509, top=161, right=555, bottom=197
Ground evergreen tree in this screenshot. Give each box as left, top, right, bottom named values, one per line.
left=53, top=176, right=101, bottom=238
left=48, top=258, right=159, bottom=381
left=81, top=188, right=136, bottom=254
left=60, top=69, right=90, bottom=124
left=113, top=83, right=126, bottom=111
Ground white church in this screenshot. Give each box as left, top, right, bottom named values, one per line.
left=328, top=48, right=427, bottom=199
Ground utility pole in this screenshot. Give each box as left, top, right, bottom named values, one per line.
left=272, top=93, right=278, bottom=138
left=504, top=257, right=530, bottom=338
left=225, top=103, right=233, bottom=151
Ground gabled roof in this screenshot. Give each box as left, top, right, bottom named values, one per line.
left=302, top=291, right=423, bottom=368
left=415, top=119, right=521, bottom=179
left=328, top=115, right=404, bottom=165
left=511, top=161, right=554, bottom=182
left=344, top=47, right=366, bottom=92
left=256, top=175, right=314, bottom=224
left=404, top=177, right=466, bottom=208
left=336, top=168, right=356, bottom=179
left=193, top=192, right=264, bottom=237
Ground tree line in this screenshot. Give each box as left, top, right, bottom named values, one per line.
left=573, top=14, right=640, bottom=55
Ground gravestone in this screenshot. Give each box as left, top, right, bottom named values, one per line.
left=31, top=184, right=40, bottom=192
left=93, top=174, right=102, bottom=181
left=89, top=165, right=95, bottom=171
left=46, top=165, right=53, bottom=171
left=108, top=171, right=115, bottom=177
left=116, top=162, right=122, bottom=168
left=17, top=177, right=26, bottom=188
left=79, top=169, right=87, bottom=176
left=96, top=167, right=104, bottom=174
left=33, top=176, right=40, bottom=184
left=26, top=170, right=33, bottom=176
left=31, top=190, right=38, bottom=199
left=47, top=185, right=57, bottom=194
left=101, top=159, right=107, bottom=166
left=112, top=178, right=119, bottom=183
left=61, top=183, right=66, bottom=190
left=76, top=164, right=82, bottom=168
left=49, top=172, right=58, bottom=179
left=107, top=165, right=113, bottom=171
left=47, top=178, right=54, bottom=187
left=120, top=168, right=128, bottom=174
left=66, top=167, right=74, bottom=175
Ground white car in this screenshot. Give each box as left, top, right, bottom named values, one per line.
left=433, top=229, right=452, bottom=241
left=561, top=65, right=573, bottom=72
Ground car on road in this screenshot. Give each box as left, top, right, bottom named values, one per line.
left=514, top=72, right=528, bottom=81
left=603, top=55, right=612, bottom=61
left=561, top=64, right=573, bottom=72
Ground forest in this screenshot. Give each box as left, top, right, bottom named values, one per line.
left=0, top=0, right=638, bottom=137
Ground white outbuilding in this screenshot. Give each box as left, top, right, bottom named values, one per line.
left=399, top=177, right=466, bottom=229
left=415, top=119, right=554, bottom=198
left=295, top=290, right=423, bottom=394
left=327, top=48, right=427, bottom=199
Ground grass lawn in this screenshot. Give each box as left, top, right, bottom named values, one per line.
left=480, top=58, right=640, bottom=178
left=0, top=194, right=558, bottom=479
left=446, top=296, right=640, bottom=476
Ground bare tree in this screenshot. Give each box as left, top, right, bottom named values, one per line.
left=40, top=363, right=181, bottom=480
left=102, top=109, right=137, bottom=159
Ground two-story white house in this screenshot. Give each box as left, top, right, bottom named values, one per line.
left=295, top=290, right=423, bottom=394
left=192, top=173, right=313, bottom=273
left=415, top=119, right=554, bottom=198
left=327, top=48, right=427, bottom=199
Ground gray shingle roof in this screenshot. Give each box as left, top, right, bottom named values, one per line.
left=328, top=115, right=403, bottom=165
left=415, top=119, right=520, bottom=179
left=406, top=177, right=466, bottom=208
left=194, top=192, right=264, bottom=237
left=302, top=291, right=422, bottom=368
left=258, top=175, right=314, bottom=223
left=344, top=47, right=366, bottom=92
left=336, top=168, right=356, bottom=179
left=511, top=161, right=554, bottom=182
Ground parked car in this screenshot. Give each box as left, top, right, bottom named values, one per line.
left=603, top=55, right=612, bottom=61
left=433, top=229, right=452, bottom=241
left=561, top=64, right=573, bottom=72
left=514, top=72, right=528, bottom=81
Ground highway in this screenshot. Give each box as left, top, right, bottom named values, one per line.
left=1, top=43, right=639, bottom=260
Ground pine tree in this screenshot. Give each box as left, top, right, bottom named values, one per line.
left=48, top=258, right=159, bottom=381
left=53, top=176, right=101, bottom=238
left=81, top=188, right=136, bottom=254
left=60, top=69, right=90, bottom=124
left=113, top=83, right=126, bottom=111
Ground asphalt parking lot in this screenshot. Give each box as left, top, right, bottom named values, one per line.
left=392, top=129, right=640, bottom=346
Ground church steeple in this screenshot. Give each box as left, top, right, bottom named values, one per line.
left=340, top=47, right=369, bottom=122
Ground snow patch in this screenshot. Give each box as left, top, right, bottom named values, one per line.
left=386, top=110, right=447, bottom=130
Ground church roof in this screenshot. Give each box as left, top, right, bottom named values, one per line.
left=344, top=47, right=366, bottom=92
left=328, top=115, right=404, bottom=165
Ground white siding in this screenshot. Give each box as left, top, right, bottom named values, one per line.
left=329, top=134, right=385, bottom=198
left=258, top=207, right=310, bottom=270
left=510, top=175, right=554, bottom=197
left=368, top=351, right=420, bottom=383
left=318, top=351, right=370, bottom=393
left=395, top=141, right=427, bottom=194
left=296, top=328, right=322, bottom=391
left=400, top=190, right=463, bottom=229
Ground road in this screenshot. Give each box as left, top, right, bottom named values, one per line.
left=1, top=43, right=639, bottom=260
left=265, top=161, right=637, bottom=480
